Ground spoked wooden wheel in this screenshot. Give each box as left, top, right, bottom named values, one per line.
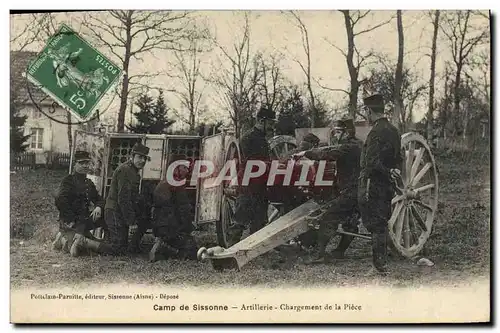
left=388, top=132, right=439, bottom=258
left=268, top=135, right=297, bottom=159
left=216, top=137, right=241, bottom=248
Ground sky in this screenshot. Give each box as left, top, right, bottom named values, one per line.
left=10, top=10, right=490, bottom=130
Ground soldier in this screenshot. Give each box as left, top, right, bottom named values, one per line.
left=296, top=116, right=363, bottom=264
left=149, top=162, right=196, bottom=262
left=226, top=106, right=276, bottom=246
left=288, top=133, right=320, bottom=158
left=104, top=142, right=150, bottom=255
left=358, top=93, right=403, bottom=275
left=53, top=150, right=109, bottom=257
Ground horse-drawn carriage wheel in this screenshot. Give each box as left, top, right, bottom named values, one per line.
left=216, top=137, right=241, bottom=248
left=268, top=135, right=298, bottom=159
left=388, top=132, right=439, bottom=259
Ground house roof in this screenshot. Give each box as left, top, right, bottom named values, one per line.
left=11, top=50, right=53, bottom=105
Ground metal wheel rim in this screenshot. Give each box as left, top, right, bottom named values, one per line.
left=219, top=138, right=240, bottom=247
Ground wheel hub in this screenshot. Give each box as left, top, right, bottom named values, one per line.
left=403, top=186, right=420, bottom=201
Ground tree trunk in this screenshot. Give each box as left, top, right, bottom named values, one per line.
left=453, top=64, right=462, bottom=136
left=189, top=109, right=195, bottom=133
left=394, top=10, right=405, bottom=132
left=342, top=11, right=358, bottom=119
left=441, top=68, right=450, bottom=138
left=427, top=10, right=440, bottom=140
left=116, top=12, right=133, bottom=133
left=66, top=111, right=72, bottom=154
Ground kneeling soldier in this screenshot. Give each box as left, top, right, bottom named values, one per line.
left=53, top=150, right=109, bottom=256
left=149, top=162, right=197, bottom=262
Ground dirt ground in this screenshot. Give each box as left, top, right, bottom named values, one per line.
left=10, top=148, right=491, bottom=289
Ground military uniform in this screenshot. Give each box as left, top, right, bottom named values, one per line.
left=55, top=173, right=106, bottom=236
left=52, top=151, right=110, bottom=256
left=149, top=180, right=196, bottom=261
left=304, top=133, right=363, bottom=262
left=288, top=133, right=320, bottom=157
left=358, top=94, right=403, bottom=273
left=227, top=107, right=275, bottom=246
left=104, top=143, right=150, bottom=255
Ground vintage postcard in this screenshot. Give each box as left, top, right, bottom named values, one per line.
left=9, top=8, right=491, bottom=324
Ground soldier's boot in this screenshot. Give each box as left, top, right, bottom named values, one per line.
left=70, top=234, right=112, bottom=256
left=61, top=236, right=69, bottom=253
left=128, top=228, right=146, bottom=254
left=52, top=232, right=63, bottom=251
left=62, top=230, right=76, bottom=254
left=330, top=233, right=356, bottom=259
left=330, top=235, right=354, bottom=259
left=371, top=232, right=389, bottom=275
left=70, top=234, right=86, bottom=257
left=304, top=235, right=329, bottom=265
left=149, top=237, right=164, bottom=263
left=87, top=238, right=112, bottom=254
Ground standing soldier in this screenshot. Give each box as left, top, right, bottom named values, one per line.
left=226, top=106, right=276, bottom=246
left=358, top=93, right=403, bottom=275
left=53, top=150, right=109, bottom=256
left=296, top=116, right=363, bottom=264
left=149, top=162, right=196, bottom=262
left=104, top=142, right=150, bottom=255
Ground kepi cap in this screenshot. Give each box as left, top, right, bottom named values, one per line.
left=131, top=143, right=151, bottom=161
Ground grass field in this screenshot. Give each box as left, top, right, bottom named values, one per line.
left=10, top=147, right=490, bottom=288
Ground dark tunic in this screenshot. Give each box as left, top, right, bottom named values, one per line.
left=233, top=126, right=271, bottom=230
left=55, top=172, right=105, bottom=234
left=358, top=118, right=403, bottom=234
left=304, top=136, right=363, bottom=193
left=152, top=180, right=194, bottom=237
left=237, top=126, right=271, bottom=193
left=104, top=160, right=141, bottom=226
left=304, top=136, right=363, bottom=234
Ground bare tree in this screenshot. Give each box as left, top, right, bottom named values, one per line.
left=427, top=10, right=440, bottom=139
left=467, top=50, right=490, bottom=104
left=439, top=10, right=489, bottom=120
left=321, top=11, right=394, bottom=119
left=10, top=13, right=77, bottom=51
left=394, top=10, right=405, bottom=131
left=168, top=25, right=211, bottom=133
left=210, top=12, right=263, bottom=138
left=365, top=55, right=427, bottom=130
left=81, top=10, right=197, bottom=132
left=257, top=53, right=286, bottom=115
left=287, top=11, right=317, bottom=127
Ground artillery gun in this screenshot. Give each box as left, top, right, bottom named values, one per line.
left=196, top=126, right=439, bottom=271
left=68, top=125, right=438, bottom=268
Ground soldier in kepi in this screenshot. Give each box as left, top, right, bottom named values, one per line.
left=149, top=160, right=197, bottom=262
left=53, top=150, right=109, bottom=256
left=226, top=106, right=276, bottom=246
left=295, top=116, right=363, bottom=264
left=104, top=143, right=150, bottom=255
left=358, top=93, right=403, bottom=275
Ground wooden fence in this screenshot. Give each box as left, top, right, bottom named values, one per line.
left=10, top=152, right=71, bottom=171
